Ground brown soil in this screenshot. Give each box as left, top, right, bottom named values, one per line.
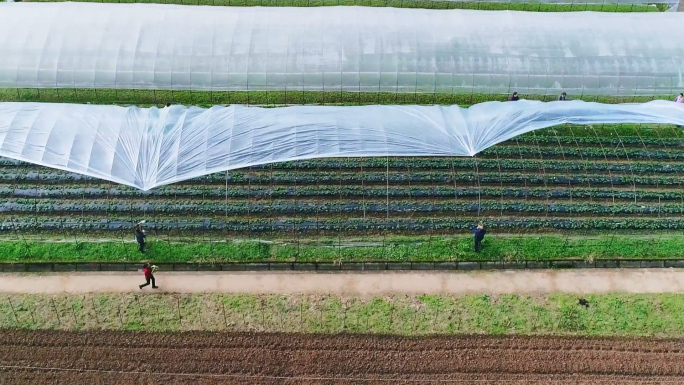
left=2, top=330, right=684, bottom=384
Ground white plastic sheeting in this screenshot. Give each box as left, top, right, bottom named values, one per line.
left=0, top=0, right=677, bottom=6
left=1, top=101, right=684, bottom=190
left=445, top=0, right=678, bottom=11
left=0, top=0, right=676, bottom=7
left=1, top=3, right=684, bottom=96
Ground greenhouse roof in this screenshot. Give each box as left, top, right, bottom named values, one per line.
left=0, top=3, right=683, bottom=96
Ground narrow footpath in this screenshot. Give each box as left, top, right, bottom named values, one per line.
left=2, top=269, right=684, bottom=295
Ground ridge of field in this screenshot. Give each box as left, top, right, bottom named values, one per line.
left=4, top=292, right=684, bottom=337
left=3, top=234, right=684, bottom=263
left=2, top=122, right=684, bottom=262
left=0, top=89, right=675, bottom=107
left=14, top=0, right=670, bottom=12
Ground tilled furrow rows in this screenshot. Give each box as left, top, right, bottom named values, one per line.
left=4, top=330, right=684, bottom=354
left=3, top=331, right=684, bottom=383
left=4, top=349, right=683, bottom=377
left=2, top=368, right=684, bottom=385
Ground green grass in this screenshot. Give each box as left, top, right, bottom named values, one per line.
left=1, top=233, right=684, bottom=263
left=3, top=292, right=684, bottom=336
left=0, top=88, right=672, bottom=107
left=19, top=0, right=670, bottom=12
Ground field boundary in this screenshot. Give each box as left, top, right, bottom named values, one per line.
left=3, top=258, right=684, bottom=273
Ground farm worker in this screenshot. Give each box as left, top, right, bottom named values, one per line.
left=676, top=94, right=684, bottom=127
left=558, top=92, right=567, bottom=101
left=139, top=263, right=159, bottom=290
left=472, top=224, right=487, bottom=253
left=508, top=92, right=519, bottom=101
left=134, top=222, right=146, bottom=253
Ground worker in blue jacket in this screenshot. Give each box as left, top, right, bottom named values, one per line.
left=472, top=224, right=487, bottom=252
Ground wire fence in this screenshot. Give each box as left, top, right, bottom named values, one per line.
left=1, top=123, right=684, bottom=262
left=1, top=259, right=682, bottom=272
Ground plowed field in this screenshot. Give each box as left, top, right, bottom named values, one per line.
left=2, top=330, right=684, bottom=384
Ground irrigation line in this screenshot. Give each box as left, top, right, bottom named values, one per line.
left=2, top=365, right=684, bottom=383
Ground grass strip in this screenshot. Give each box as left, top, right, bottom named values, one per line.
left=0, top=88, right=673, bottom=107
left=2, top=292, right=683, bottom=336
left=0, top=233, right=682, bottom=263
left=19, top=0, right=670, bottom=12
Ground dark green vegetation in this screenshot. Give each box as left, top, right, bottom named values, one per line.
left=18, top=0, right=670, bottom=12
left=4, top=293, right=684, bottom=336
left=0, top=88, right=673, bottom=108
left=4, top=234, right=684, bottom=263
left=2, top=122, right=684, bottom=263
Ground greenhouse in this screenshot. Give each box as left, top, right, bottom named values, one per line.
left=1, top=2, right=683, bottom=96
left=1, top=0, right=684, bottom=265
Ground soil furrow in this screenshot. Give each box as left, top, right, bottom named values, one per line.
left=2, top=330, right=684, bottom=384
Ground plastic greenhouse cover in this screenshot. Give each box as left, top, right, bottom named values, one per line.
left=441, top=0, right=679, bottom=10
left=1, top=100, right=684, bottom=190
left=1, top=3, right=684, bottom=96
left=0, top=0, right=677, bottom=6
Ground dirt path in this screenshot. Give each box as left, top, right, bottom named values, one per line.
left=3, top=269, right=684, bottom=295
left=3, top=330, right=684, bottom=385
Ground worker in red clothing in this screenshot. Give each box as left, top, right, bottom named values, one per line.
left=139, top=263, right=158, bottom=289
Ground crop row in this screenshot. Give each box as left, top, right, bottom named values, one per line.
left=480, top=146, right=684, bottom=161
left=247, top=158, right=684, bottom=174
left=1, top=185, right=680, bottom=201
left=166, top=171, right=684, bottom=186
left=511, top=123, right=683, bottom=141
left=508, top=134, right=684, bottom=148
left=0, top=88, right=672, bottom=108
left=3, top=217, right=684, bottom=232
left=2, top=199, right=682, bottom=216
left=1, top=170, right=682, bottom=187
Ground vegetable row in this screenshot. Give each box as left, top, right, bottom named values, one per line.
left=480, top=146, right=684, bottom=161
left=508, top=134, right=684, bottom=148
left=1, top=199, right=682, bottom=215
left=1, top=170, right=682, bottom=186
left=1, top=185, right=680, bottom=201
left=0, top=88, right=669, bottom=108
left=3, top=217, right=684, bottom=232
left=247, top=158, right=684, bottom=173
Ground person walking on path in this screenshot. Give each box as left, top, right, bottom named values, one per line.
left=472, top=224, right=487, bottom=253
left=139, top=263, right=158, bottom=289
left=134, top=222, right=146, bottom=253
